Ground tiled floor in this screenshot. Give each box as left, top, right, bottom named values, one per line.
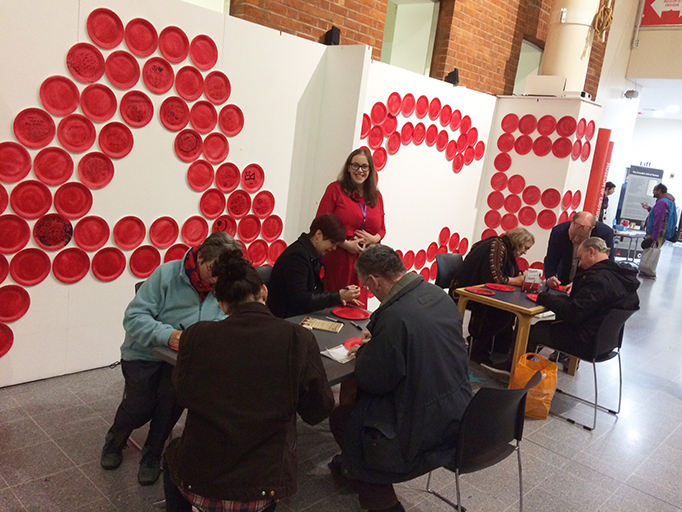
left=1, top=244, right=682, bottom=511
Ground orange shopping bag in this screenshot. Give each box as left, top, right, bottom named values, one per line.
left=508, top=353, right=557, bottom=419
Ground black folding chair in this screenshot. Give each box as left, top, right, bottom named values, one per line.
left=435, top=253, right=463, bottom=289
left=426, top=371, right=543, bottom=512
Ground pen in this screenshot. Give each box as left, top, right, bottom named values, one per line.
left=350, top=321, right=363, bottom=330
left=325, top=316, right=343, bottom=323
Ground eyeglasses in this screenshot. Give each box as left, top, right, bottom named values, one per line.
left=349, top=163, right=370, bottom=172
left=571, top=221, right=593, bottom=232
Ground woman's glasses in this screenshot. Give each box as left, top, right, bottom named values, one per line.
left=349, top=163, right=370, bottom=172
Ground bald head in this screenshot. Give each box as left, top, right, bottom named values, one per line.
left=568, top=211, right=596, bottom=245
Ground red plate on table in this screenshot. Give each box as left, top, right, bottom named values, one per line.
left=581, top=141, right=591, bottom=162
left=415, top=95, right=429, bottom=118
left=200, top=189, right=226, bottom=219
left=497, top=133, right=515, bottom=152
left=247, top=240, right=268, bottom=266
left=556, top=116, right=577, bottom=137
left=459, top=115, right=472, bottom=134
left=227, top=190, right=251, bottom=219
left=518, top=114, right=537, bottom=134
left=484, top=210, right=501, bottom=229
left=518, top=206, right=536, bottom=226
left=0, top=285, right=30, bottom=322
left=439, top=227, right=450, bottom=247
left=527, top=294, right=538, bottom=302
left=125, top=18, right=158, bottom=57
left=367, top=126, right=383, bottom=149
left=238, top=215, right=261, bottom=243
left=500, top=213, right=518, bottom=230
left=14, top=108, right=55, bottom=149
left=32, top=214, right=72, bottom=251
left=99, top=122, right=134, bottom=159
left=268, top=239, right=287, bottom=264
left=253, top=191, right=275, bottom=218
left=413, top=123, right=426, bottom=145
left=130, top=245, right=161, bottom=278
left=159, top=26, right=190, bottom=63
left=143, top=57, right=174, bottom=94
left=57, top=114, right=96, bottom=152
left=190, top=101, right=217, bottom=133
left=164, top=243, right=189, bottom=263
left=494, top=153, right=511, bottom=172
left=190, top=35, right=218, bottom=70
left=92, top=247, right=126, bottom=282
left=40, top=76, right=80, bottom=116
left=187, top=160, right=214, bottom=191
left=0, top=323, right=13, bottom=357
left=501, top=113, right=519, bottom=133
left=487, top=191, right=504, bottom=210
left=203, top=133, right=229, bottom=164
left=149, top=216, right=179, bottom=249
left=361, top=114, right=371, bottom=139
left=541, top=188, right=561, bottom=209
left=52, top=248, right=90, bottom=283
left=343, top=336, right=363, bottom=350
left=401, top=93, right=415, bottom=117
left=425, top=125, right=438, bottom=146
left=105, top=51, right=140, bottom=89
left=464, top=286, right=494, bottom=296
left=370, top=102, right=387, bottom=125
left=54, top=183, right=92, bottom=219
left=537, top=209, right=557, bottom=229
left=9, top=248, right=50, bottom=286
left=504, top=194, right=522, bottom=213
left=218, top=105, right=244, bottom=136
left=73, top=215, right=109, bottom=251
left=261, top=215, right=283, bottom=242
left=415, top=249, right=427, bottom=270
left=120, top=91, right=153, bottom=128
left=507, top=175, right=525, bottom=194
left=215, top=163, right=240, bottom=193
left=537, top=115, right=556, bottom=136
left=241, top=164, right=265, bottom=193
left=576, top=118, right=586, bottom=139
left=175, top=129, right=203, bottom=162
left=440, top=104, right=452, bottom=126
left=113, top=216, right=146, bottom=249
left=66, top=43, right=105, bottom=83
left=552, top=137, right=572, bottom=159
left=450, top=110, right=462, bottom=131
left=332, top=306, right=370, bottom=320
left=204, top=71, right=231, bottom=105
left=429, top=97, right=442, bottom=120
left=572, top=190, right=582, bottom=209
left=10, top=181, right=51, bottom=219
left=81, top=84, right=117, bottom=122
left=87, top=8, right=124, bottom=49
left=585, top=120, right=596, bottom=141
left=486, top=283, right=515, bottom=292
left=182, top=216, right=209, bottom=245
left=532, top=136, right=552, bottom=157
left=514, top=135, right=532, bottom=155
left=522, top=185, right=540, bottom=205
left=176, top=66, right=205, bottom=101
left=402, top=250, right=415, bottom=269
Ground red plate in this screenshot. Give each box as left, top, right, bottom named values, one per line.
left=212, top=215, right=237, bottom=237
left=413, top=123, right=426, bottom=145
left=119, top=91, right=153, bottom=128
left=518, top=206, right=536, bottom=226
left=149, top=216, right=179, bottom=249
left=10, top=181, right=51, bottom=219
left=73, top=216, right=110, bottom=251
left=143, top=57, right=174, bottom=94
left=227, top=190, right=251, bottom=218
left=247, top=240, right=268, bottom=266
left=253, top=191, right=275, bottom=219
left=484, top=210, right=501, bottom=229
left=507, top=175, right=526, bottom=194
left=382, top=116, right=397, bottom=137
left=261, top=215, right=283, bottom=242
left=371, top=102, right=387, bottom=125
left=182, top=216, right=209, bottom=245
left=187, top=160, right=214, bottom=192
left=215, top=162, right=240, bottom=193
left=500, top=213, right=518, bottom=230
left=113, top=216, right=146, bottom=250
left=427, top=242, right=438, bottom=262
left=446, top=140, right=457, bottom=160
left=160, top=97, right=190, bottom=131
left=415, top=249, right=427, bottom=270
left=522, top=185, right=541, bottom=205
left=125, top=18, right=158, bottom=57
left=585, top=120, right=596, bottom=141
left=436, top=130, right=449, bottom=152
left=440, top=104, right=452, bottom=127
left=494, top=153, right=512, bottom=172
left=401, top=93, right=415, bottom=117
left=501, top=113, right=519, bottom=133
left=218, top=105, right=244, bottom=137
left=467, top=127, right=478, bottom=147
left=54, top=183, right=92, bottom=219
left=77, top=151, right=115, bottom=188
left=558, top=211, right=569, bottom=224
left=448, top=233, right=460, bottom=253
left=537, top=209, right=557, bottom=229
left=420, top=267, right=430, bottom=281
left=450, top=110, right=462, bottom=131
left=203, top=133, right=229, bottom=164
left=0, top=285, right=30, bottom=322
left=368, top=126, right=383, bottom=149
left=81, top=84, right=117, bottom=123
left=465, top=286, right=495, bottom=296
left=537, top=115, right=556, bottom=136
left=57, top=114, right=96, bottom=152
left=572, top=190, right=582, bottom=209
left=99, top=122, right=134, bottom=159
left=504, top=194, right=522, bottom=213
left=556, top=116, right=577, bottom=137
left=159, top=26, right=190, bottom=63
left=33, top=214, right=73, bottom=250
left=190, top=101, right=217, bottom=134
left=200, top=189, right=226, bottom=219
left=552, top=137, right=572, bottom=159
left=486, top=283, right=515, bottom=292
left=402, top=250, right=415, bottom=269
left=238, top=215, right=261, bottom=243
left=386, top=92, right=401, bottom=117
left=10, top=248, right=51, bottom=286
left=66, top=43, right=105, bottom=83
left=190, top=35, right=218, bottom=70
left=562, top=191, right=572, bottom=210
left=532, top=136, right=552, bottom=157
left=164, top=243, right=189, bottom=263
left=0, top=186, right=6, bottom=215
left=576, top=118, right=586, bottom=139
left=481, top=229, right=497, bottom=240
left=268, top=239, right=287, bottom=264
left=87, top=8, right=124, bottom=49
left=517, top=257, right=529, bottom=272
left=92, top=247, right=126, bottom=281
left=464, top=147, right=475, bottom=165
left=105, top=51, right=140, bottom=89
left=52, top=247, right=90, bottom=283
left=361, top=114, right=371, bottom=139
left=130, top=245, right=161, bottom=278
left=387, top=132, right=401, bottom=155
left=487, top=191, right=505, bottom=210
left=343, top=336, right=363, bottom=350
left=439, top=227, right=450, bottom=247
left=581, top=141, right=591, bottom=162
left=40, top=76, right=80, bottom=116
left=459, top=115, right=472, bottom=134
left=175, top=129, right=203, bottom=162
left=571, top=139, right=582, bottom=160
left=0, top=215, right=30, bottom=254
left=458, top=237, right=469, bottom=255
left=34, top=147, right=73, bottom=186
left=456, top=133, right=468, bottom=152
left=490, top=172, right=508, bottom=191
left=332, top=306, right=370, bottom=320
left=14, top=108, right=55, bottom=149
left=527, top=294, right=538, bottom=302
left=241, top=164, right=265, bottom=193
left=514, top=135, right=532, bottom=155
left=204, top=71, right=231, bottom=105
left=425, top=124, right=438, bottom=146
left=452, top=154, right=464, bottom=174
left=518, top=114, right=537, bottom=134
left=497, top=133, right=515, bottom=152
left=415, top=95, right=429, bottom=118
left=541, top=188, right=561, bottom=209
left=373, top=148, right=387, bottom=171
left=429, top=97, right=442, bottom=120
left=176, top=66, right=205, bottom=101
left=0, top=323, right=13, bottom=357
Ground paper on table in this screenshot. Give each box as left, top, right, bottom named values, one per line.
left=321, top=344, right=355, bottom=364
left=301, top=317, right=343, bottom=333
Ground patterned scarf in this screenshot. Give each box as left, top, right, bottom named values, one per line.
left=184, top=247, right=213, bottom=302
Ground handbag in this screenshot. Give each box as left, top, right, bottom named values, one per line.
left=639, top=246, right=661, bottom=275
left=509, top=353, right=557, bottom=419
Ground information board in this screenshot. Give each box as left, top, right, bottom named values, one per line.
left=619, top=166, right=664, bottom=225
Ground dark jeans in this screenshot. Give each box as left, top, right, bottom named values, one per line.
left=107, top=360, right=184, bottom=456
left=329, top=404, right=399, bottom=511
left=527, top=320, right=589, bottom=357
left=468, top=303, right=515, bottom=358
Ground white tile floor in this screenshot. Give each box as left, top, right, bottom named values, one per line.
left=1, top=244, right=681, bottom=511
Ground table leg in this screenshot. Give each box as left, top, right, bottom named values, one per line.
left=509, top=314, right=532, bottom=383
left=567, top=356, right=579, bottom=375
left=457, top=297, right=469, bottom=318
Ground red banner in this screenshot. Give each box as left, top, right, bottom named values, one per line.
left=584, top=129, right=612, bottom=217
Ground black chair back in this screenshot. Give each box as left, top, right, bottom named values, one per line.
left=255, top=265, right=273, bottom=285
left=435, top=253, right=463, bottom=288
left=593, top=308, right=636, bottom=360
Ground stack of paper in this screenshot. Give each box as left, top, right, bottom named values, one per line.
left=321, top=344, right=355, bottom=364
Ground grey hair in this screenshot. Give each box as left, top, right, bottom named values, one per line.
left=197, top=231, right=242, bottom=262
left=504, top=227, right=535, bottom=252
left=579, top=237, right=609, bottom=254
left=355, top=244, right=406, bottom=280
left=573, top=211, right=597, bottom=227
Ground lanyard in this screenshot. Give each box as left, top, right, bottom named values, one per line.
left=358, top=199, right=367, bottom=230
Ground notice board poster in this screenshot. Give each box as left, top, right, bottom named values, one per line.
left=641, top=0, right=682, bottom=26
left=620, top=166, right=664, bottom=224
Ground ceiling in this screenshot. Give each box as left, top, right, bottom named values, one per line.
left=632, top=78, right=682, bottom=120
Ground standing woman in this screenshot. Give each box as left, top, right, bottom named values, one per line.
left=317, top=148, right=386, bottom=305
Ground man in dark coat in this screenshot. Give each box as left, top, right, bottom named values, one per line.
left=328, top=245, right=472, bottom=512
left=544, top=211, right=615, bottom=287
left=529, top=237, right=639, bottom=356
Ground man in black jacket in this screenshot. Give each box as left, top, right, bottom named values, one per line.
left=328, top=245, right=472, bottom=512
left=529, top=237, right=639, bottom=356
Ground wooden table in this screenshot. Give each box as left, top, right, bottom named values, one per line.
left=153, top=308, right=369, bottom=386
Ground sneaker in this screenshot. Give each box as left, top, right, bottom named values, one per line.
left=100, top=433, right=123, bottom=470
left=138, top=447, right=162, bottom=486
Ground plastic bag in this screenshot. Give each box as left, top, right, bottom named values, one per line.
left=508, top=353, right=557, bottom=419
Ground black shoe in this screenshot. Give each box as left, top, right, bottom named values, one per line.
left=100, top=433, right=123, bottom=470
left=138, top=447, right=162, bottom=486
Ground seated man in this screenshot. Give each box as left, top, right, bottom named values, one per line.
left=529, top=237, right=639, bottom=357
left=329, top=245, right=472, bottom=512
left=544, top=211, right=615, bottom=288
